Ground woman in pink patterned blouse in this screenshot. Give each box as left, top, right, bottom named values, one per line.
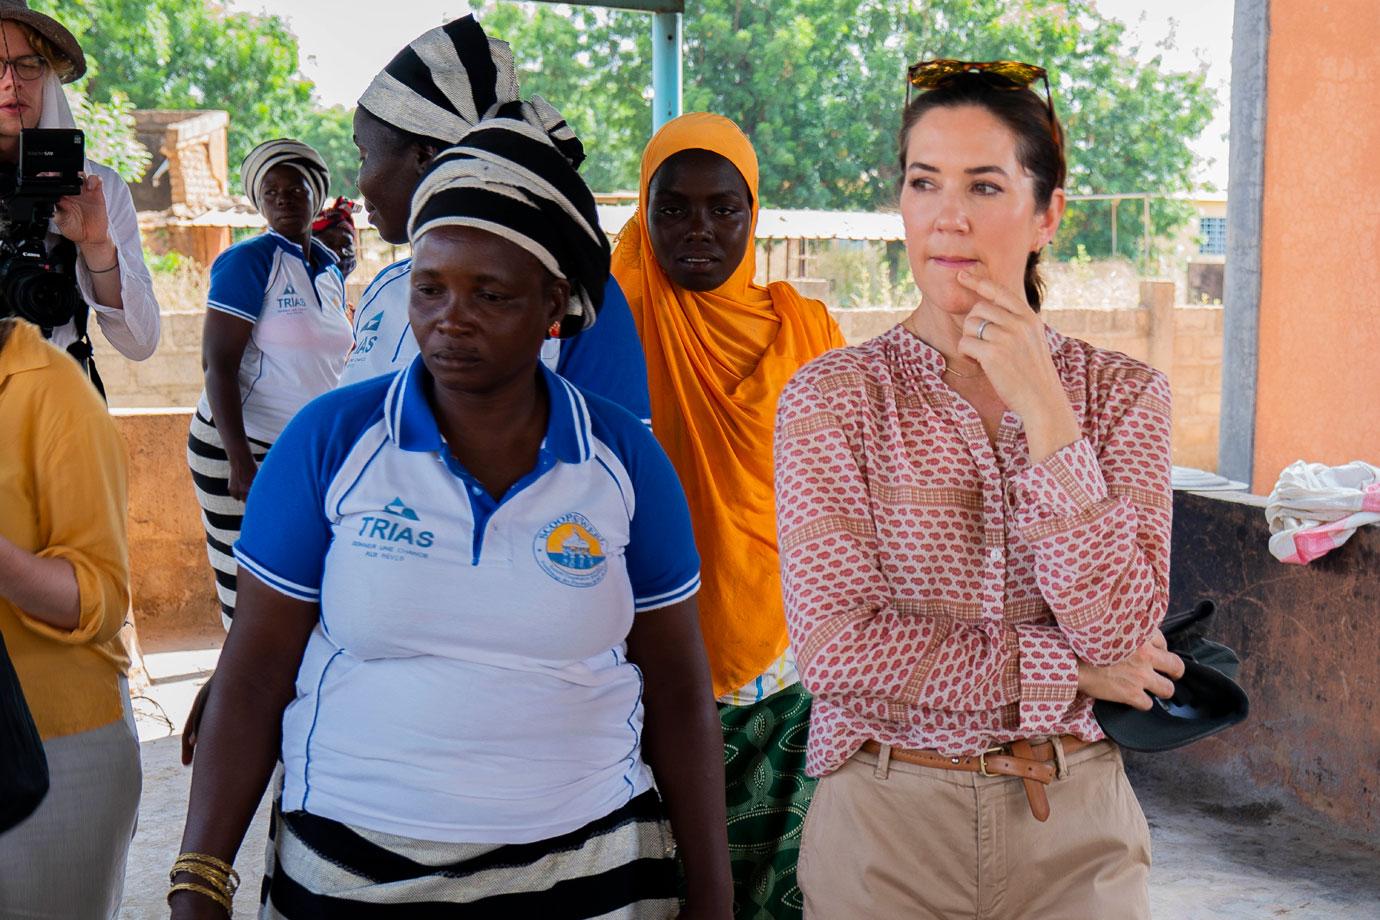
left=774, top=62, right=1185, bottom=919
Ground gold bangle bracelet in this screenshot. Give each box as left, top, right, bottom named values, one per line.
left=172, top=856, right=239, bottom=884
left=172, top=852, right=241, bottom=891
left=170, top=862, right=238, bottom=898
left=167, top=880, right=232, bottom=913
left=173, top=851, right=236, bottom=876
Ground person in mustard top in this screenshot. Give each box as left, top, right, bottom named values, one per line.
left=0, top=317, right=139, bottom=917
left=612, top=113, right=845, bottom=919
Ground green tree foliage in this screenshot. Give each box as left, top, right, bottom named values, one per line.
left=296, top=105, right=359, bottom=200
left=31, top=0, right=358, bottom=198
left=472, top=0, right=1215, bottom=259
left=66, top=88, right=152, bottom=183
left=472, top=2, right=653, bottom=195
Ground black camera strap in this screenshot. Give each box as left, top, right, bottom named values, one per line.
left=50, top=237, right=106, bottom=403
left=65, top=295, right=106, bottom=403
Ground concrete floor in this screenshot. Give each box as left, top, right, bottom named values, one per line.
left=118, top=649, right=1380, bottom=918
left=1128, top=759, right=1380, bottom=918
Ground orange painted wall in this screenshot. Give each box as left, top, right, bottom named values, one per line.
left=1253, top=1, right=1380, bottom=494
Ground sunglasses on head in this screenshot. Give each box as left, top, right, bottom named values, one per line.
left=906, top=59, right=1059, bottom=142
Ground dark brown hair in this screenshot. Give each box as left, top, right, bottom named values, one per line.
left=0, top=318, right=14, bottom=356
left=897, top=73, right=1066, bottom=310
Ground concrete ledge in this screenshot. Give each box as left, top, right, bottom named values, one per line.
left=1165, top=490, right=1379, bottom=838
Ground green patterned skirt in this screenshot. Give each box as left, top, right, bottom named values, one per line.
left=719, top=683, right=817, bottom=920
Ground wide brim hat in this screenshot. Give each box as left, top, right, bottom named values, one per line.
left=0, top=1, right=85, bottom=83
left=1094, top=600, right=1250, bottom=753
left=1094, top=659, right=1250, bottom=753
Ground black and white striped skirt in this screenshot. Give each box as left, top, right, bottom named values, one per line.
left=186, top=410, right=271, bottom=628
left=260, top=791, right=679, bottom=919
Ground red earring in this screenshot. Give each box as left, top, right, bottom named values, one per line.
left=547, top=321, right=562, bottom=339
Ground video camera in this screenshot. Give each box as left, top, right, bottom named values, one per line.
left=0, top=128, right=87, bottom=329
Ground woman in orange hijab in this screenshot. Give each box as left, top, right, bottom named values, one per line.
left=613, top=113, right=844, bottom=919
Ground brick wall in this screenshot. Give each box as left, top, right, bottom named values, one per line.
left=130, top=110, right=229, bottom=214
left=170, top=131, right=229, bottom=210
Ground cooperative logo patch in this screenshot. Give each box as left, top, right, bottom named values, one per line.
left=534, top=513, right=607, bottom=587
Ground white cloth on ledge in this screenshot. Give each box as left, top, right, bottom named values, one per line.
left=1266, top=460, right=1380, bottom=564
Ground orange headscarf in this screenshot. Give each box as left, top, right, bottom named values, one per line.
left=613, top=113, right=845, bottom=696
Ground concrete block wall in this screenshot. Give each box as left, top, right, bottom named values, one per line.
left=110, top=299, right=1224, bottom=652
left=1170, top=306, right=1226, bottom=472
left=98, top=295, right=1224, bottom=470
left=1043, top=303, right=1154, bottom=364
left=94, top=311, right=206, bottom=409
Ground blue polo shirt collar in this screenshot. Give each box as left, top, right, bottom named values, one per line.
left=384, top=354, right=593, bottom=464
left=267, top=228, right=339, bottom=272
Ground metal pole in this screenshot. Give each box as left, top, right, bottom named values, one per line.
left=1142, top=195, right=1152, bottom=271
left=651, top=11, right=682, bottom=132
left=1110, top=198, right=1119, bottom=258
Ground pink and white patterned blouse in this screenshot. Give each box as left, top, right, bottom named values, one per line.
left=775, top=324, right=1172, bottom=777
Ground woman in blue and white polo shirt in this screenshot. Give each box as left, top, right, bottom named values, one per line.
left=186, top=139, right=352, bottom=627
left=340, top=15, right=652, bottom=427
left=170, top=111, right=731, bottom=919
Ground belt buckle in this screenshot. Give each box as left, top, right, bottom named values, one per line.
left=977, top=745, right=1006, bottom=777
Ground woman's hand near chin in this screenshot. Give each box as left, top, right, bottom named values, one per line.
left=953, top=269, right=1080, bottom=462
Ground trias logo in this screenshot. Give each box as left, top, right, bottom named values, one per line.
left=357, top=497, right=435, bottom=547
left=277, top=281, right=309, bottom=311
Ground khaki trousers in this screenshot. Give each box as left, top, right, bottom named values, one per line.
left=798, top=739, right=1150, bottom=920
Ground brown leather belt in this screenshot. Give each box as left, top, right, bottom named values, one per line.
left=859, top=736, right=1094, bottom=822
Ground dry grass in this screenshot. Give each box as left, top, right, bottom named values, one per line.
left=148, top=259, right=209, bottom=314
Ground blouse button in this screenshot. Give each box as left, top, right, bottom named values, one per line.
left=989, top=548, right=1001, bottom=562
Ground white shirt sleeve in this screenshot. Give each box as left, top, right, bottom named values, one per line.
left=70, top=160, right=162, bottom=361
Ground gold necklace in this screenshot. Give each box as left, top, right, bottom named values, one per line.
left=941, top=359, right=985, bottom=379
left=900, top=315, right=985, bottom=379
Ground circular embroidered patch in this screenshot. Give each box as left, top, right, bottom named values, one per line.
left=533, top=512, right=608, bottom=587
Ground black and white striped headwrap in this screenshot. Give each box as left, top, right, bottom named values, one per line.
left=409, top=104, right=608, bottom=337
left=359, top=14, right=521, bottom=145
left=241, top=139, right=330, bottom=216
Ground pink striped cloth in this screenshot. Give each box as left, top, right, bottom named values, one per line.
left=1266, top=461, right=1380, bottom=564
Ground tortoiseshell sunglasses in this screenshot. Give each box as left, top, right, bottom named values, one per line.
left=906, top=58, right=1059, bottom=142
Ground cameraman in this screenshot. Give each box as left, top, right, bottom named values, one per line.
left=0, top=3, right=159, bottom=370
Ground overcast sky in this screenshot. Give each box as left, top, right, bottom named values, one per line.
left=226, top=0, right=1234, bottom=191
